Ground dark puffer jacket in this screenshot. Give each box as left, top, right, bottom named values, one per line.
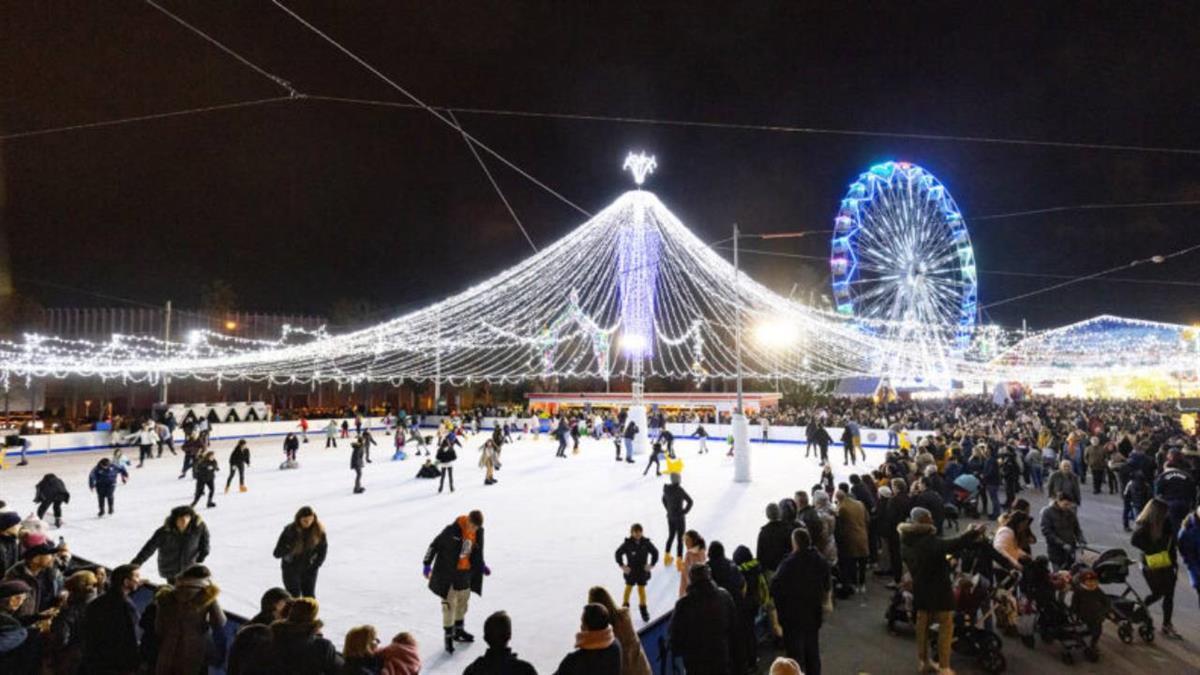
left=669, top=578, right=738, bottom=675
left=614, top=536, right=659, bottom=586
left=267, top=620, right=343, bottom=675
left=423, top=521, right=486, bottom=599
left=132, top=515, right=211, bottom=581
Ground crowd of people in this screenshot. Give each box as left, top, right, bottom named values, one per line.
left=1, top=395, right=1199, bottom=674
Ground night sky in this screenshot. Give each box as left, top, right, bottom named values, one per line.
left=3, top=1, right=1200, bottom=330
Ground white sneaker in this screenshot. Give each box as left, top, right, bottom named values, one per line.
left=917, top=659, right=936, bottom=673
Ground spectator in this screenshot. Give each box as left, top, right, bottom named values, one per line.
left=0, top=512, right=21, bottom=574
left=1178, top=506, right=1200, bottom=612
left=0, top=580, right=41, bottom=674
left=900, top=507, right=986, bottom=675
left=1155, top=449, right=1198, bottom=533
left=1131, top=497, right=1181, bottom=639
left=811, top=492, right=838, bottom=566
left=49, top=570, right=97, bottom=675
left=732, top=545, right=775, bottom=657
left=670, top=563, right=737, bottom=675
left=707, top=542, right=751, bottom=672
left=553, top=603, right=621, bottom=675
left=80, top=563, right=143, bottom=675
left=678, top=531, right=708, bottom=597
left=993, top=511, right=1033, bottom=570
left=153, top=563, right=225, bottom=674
left=131, top=506, right=210, bottom=583
left=3, top=540, right=65, bottom=618
left=884, top=479, right=912, bottom=587
left=342, top=625, right=381, bottom=674
left=227, top=588, right=292, bottom=675
left=587, top=586, right=651, bottom=675
left=268, top=597, right=344, bottom=675
left=1047, top=460, right=1081, bottom=506
left=834, top=489, right=869, bottom=593
left=770, top=527, right=830, bottom=675
left=463, top=610, right=538, bottom=675
left=1039, top=494, right=1085, bottom=571
left=757, top=503, right=792, bottom=573
left=375, top=632, right=421, bottom=675
left=273, top=506, right=328, bottom=598
left=768, top=657, right=802, bottom=675
left=911, top=479, right=944, bottom=535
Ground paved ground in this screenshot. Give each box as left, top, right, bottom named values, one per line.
left=778, top=482, right=1200, bottom=674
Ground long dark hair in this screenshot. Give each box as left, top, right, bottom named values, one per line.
left=291, top=506, right=325, bottom=553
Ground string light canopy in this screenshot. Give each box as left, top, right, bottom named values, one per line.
left=0, top=155, right=1193, bottom=390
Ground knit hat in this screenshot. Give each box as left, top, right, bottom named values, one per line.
left=23, top=541, right=61, bottom=558
left=0, top=512, right=20, bottom=531
left=287, top=597, right=321, bottom=626
left=0, top=580, right=30, bottom=599
left=20, top=531, right=48, bottom=549
left=878, top=486, right=894, bottom=499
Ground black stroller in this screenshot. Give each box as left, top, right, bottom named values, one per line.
left=1019, top=556, right=1095, bottom=664
left=1085, top=547, right=1155, bottom=644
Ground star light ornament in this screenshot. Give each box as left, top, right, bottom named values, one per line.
left=623, top=152, right=657, bottom=187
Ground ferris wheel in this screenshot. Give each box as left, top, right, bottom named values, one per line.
left=830, top=161, right=978, bottom=350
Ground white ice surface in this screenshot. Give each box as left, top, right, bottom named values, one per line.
left=0, top=433, right=839, bottom=672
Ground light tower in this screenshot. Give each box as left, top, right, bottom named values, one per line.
left=620, top=151, right=658, bottom=458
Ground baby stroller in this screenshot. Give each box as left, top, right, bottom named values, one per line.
left=1084, top=547, right=1155, bottom=644
left=927, top=573, right=1007, bottom=673
left=952, top=474, right=982, bottom=519
left=1019, top=556, right=1094, bottom=664
left=884, top=578, right=915, bottom=633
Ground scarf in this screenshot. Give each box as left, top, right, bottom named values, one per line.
left=456, top=515, right=476, bottom=571
left=574, top=626, right=615, bottom=650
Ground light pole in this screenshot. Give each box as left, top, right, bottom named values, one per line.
left=732, top=223, right=751, bottom=482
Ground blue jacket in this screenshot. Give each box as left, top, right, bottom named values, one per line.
left=88, top=463, right=128, bottom=490
left=1179, top=513, right=1200, bottom=588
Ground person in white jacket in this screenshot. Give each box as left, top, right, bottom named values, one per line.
left=133, top=423, right=158, bottom=468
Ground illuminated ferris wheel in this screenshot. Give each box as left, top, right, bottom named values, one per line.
left=830, top=161, right=978, bottom=351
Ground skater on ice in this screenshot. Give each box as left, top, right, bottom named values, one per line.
left=436, top=433, right=460, bottom=494
left=479, top=439, right=499, bottom=486
left=324, top=420, right=339, bottom=448
left=662, top=473, right=694, bottom=569
left=132, top=505, right=210, bottom=583
left=282, top=432, right=301, bottom=469
left=423, top=510, right=488, bottom=654
left=350, top=440, right=366, bottom=494
left=360, top=429, right=377, bottom=463
left=614, top=523, right=659, bottom=621
left=33, top=473, right=70, bottom=529
left=273, top=506, right=328, bottom=598
left=88, top=457, right=128, bottom=518
left=190, top=450, right=219, bottom=509
left=643, top=440, right=664, bottom=477
left=225, top=440, right=250, bottom=494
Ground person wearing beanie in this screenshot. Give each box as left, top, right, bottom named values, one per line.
left=661, top=473, right=693, bottom=568
left=268, top=597, right=343, bottom=675
left=670, top=563, right=738, bottom=675
left=613, top=523, right=659, bottom=622
left=152, top=564, right=225, bottom=674
left=0, top=579, right=40, bottom=674
left=131, top=506, right=210, bottom=584
left=463, top=610, right=537, bottom=675
left=0, top=512, right=21, bottom=574
left=423, top=510, right=489, bottom=653
left=552, top=603, right=621, bottom=675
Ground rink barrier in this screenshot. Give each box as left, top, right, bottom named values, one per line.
left=11, top=416, right=937, bottom=458
left=639, top=609, right=685, bottom=674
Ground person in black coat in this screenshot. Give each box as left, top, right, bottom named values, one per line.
left=131, top=506, right=209, bottom=583
left=79, top=563, right=142, bottom=675
left=669, top=563, right=738, bottom=675
left=614, top=523, right=659, bottom=621
left=350, top=441, right=366, bottom=494
left=756, top=502, right=792, bottom=573
left=662, top=473, right=694, bottom=565
left=359, top=430, right=377, bottom=463
left=273, top=506, right=327, bottom=598
left=436, top=434, right=459, bottom=494
left=770, top=528, right=831, bottom=675
left=267, top=597, right=343, bottom=675
left=283, top=433, right=300, bottom=464
left=225, top=440, right=250, bottom=493
left=708, top=541, right=751, bottom=673
left=423, top=511, right=488, bottom=653
left=884, top=479, right=913, bottom=585
left=189, top=451, right=219, bottom=509
left=33, top=474, right=70, bottom=528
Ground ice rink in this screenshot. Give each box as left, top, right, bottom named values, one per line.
left=0, top=431, right=837, bottom=671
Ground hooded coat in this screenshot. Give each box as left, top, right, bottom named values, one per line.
left=34, top=474, right=71, bottom=504
left=153, top=580, right=225, bottom=675
left=669, top=576, right=738, bottom=675
left=267, top=619, right=342, bottom=675
left=133, top=515, right=210, bottom=582
left=614, top=536, right=659, bottom=586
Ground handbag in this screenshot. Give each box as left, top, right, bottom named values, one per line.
left=1145, top=549, right=1172, bottom=570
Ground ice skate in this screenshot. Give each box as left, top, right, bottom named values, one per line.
left=239, top=485, right=247, bottom=492
left=639, top=605, right=650, bottom=622
left=224, top=485, right=231, bottom=494
left=675, top=557, right=684, bottom=572
left=443, top=627, right=455, bottom=653
left=663, top=553, right=673, bottom=567
left=453, top=622, right=474, bottom=642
